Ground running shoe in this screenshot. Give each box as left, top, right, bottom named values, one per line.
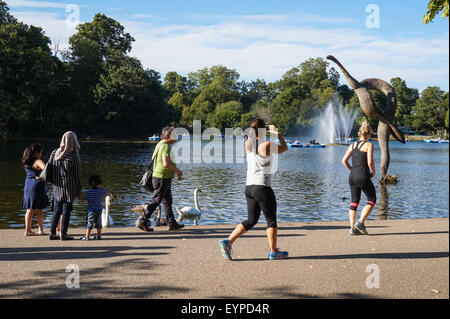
left=349, top=228, right=361, bottom=236
left=218, top=239, right=232, bottom=260
left=94, top=235, right=101, bottom=240
left=354, top=221, right=368, bottom=235
left=80, top=236, right=89, bottom=240
left=268, top=249, right=289, bottom=260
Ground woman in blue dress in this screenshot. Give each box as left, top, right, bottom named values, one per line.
left=22, top=143, right=49, bottom=236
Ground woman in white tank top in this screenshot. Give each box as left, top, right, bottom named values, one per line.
left=218, top=119, right=289, bottom=260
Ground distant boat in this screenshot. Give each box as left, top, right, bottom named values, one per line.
left=148, top=136, right=161, bottom=141
left=288, top=140, right=303, bottom=148
left=305, top=144, right=326, bottom=148
left=424, top=138, right=448, bottom=144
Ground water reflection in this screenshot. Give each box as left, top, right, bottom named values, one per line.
left=376, top=184, right=388, bottom=220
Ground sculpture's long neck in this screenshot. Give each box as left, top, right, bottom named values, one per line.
left=326, top=55, right=361, bottom=90
left=194, top=191, right=200, bottom=211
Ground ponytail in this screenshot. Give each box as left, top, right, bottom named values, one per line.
left=358, top=120, right=372, bottom=139
left=21, top=143, right=42, bottom=168
left=247, top=119, right=266, bottom=152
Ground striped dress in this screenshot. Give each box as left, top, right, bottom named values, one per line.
left=50, top=150, right=82, bottom=203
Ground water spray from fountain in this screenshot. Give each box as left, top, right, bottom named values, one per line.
left=313, top=96, right=358, bottom=145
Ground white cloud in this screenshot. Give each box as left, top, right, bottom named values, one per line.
left=7, top=0, right=70, bottom=8
left=121, top=18, right=448, bottom=90
left=10, top=10, right=77, bottom=50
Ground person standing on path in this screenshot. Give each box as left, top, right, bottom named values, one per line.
left=80, top=174, right=108, bottom=240
left=49, top=131, right=82, bottom=240
left=218, top=119, right=289, bottom=260
left=21, top=143, right=48, bottom=236
left=341, top=121, right=377, bottom=235
left=136, top=126, right=185, bottom=232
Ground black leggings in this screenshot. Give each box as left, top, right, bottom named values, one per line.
left=241, top=185, right=277, bottom=230
left=349, top=176, right=376, bottom=211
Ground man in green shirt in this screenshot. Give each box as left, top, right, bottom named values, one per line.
left=137, top=127, right=184, bottom=231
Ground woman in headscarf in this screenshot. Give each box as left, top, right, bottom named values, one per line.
left=49, top=131, right=82, bottom=240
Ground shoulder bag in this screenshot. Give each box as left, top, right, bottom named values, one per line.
left=139, top=144, right=161, bottom=192
left=39, top=149, right=56, bottom=183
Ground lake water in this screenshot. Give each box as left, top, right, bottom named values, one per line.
left=0, top=137, right=448, bottom=229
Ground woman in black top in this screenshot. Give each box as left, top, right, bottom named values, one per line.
left=342, top=121, right=376, bottom=235
left=49, top=131, right=82, bottom=240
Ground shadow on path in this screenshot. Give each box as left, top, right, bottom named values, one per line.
left=0, top=245, right=174, bottom=261
left=234, top=251, right=449, bottom=262
left=0, top=257, right=191, bottom=298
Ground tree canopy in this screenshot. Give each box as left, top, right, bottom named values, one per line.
left=423, top=0, right=449, bottom=23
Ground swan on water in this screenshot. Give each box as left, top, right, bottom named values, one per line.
left=176, top=189, right=202, bottom=225
left=102, top=195, right=113, bottom=227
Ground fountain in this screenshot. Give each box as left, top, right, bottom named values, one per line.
left=313, top=98, right=358, bottom=145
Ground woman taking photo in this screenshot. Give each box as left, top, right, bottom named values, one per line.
left=218, top=119, right=289, bottom=260
left=49, top=131, right=82, bottom=240
left=341, top=121, right=376, bottom=235
left=22, top=143, right=48, bottom=236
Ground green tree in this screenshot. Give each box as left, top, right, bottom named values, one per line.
left=61, top=13, right=174, bottom=137
left=188, top=65, right=240, bottom=92
left=63, top=14, right=136, bottom=133
left=212, top=101, right=244, bottom=131
left=411, top=86, right=448, bottom=134
left=94, top=55, right=171, bottom=136
left=182, top=65, right=241, bottom=127
left=163, top=71, right=188, bottom=96
left=390, top=77, right=419, bottom=127
left=0, top=1, right=16, bottom=24
left=238, top=79, right=271, bottom=112
left=0, top=2, right=58, bottom=136
left=423, top=0, right=449, bottom=23
left=337, top=84, right=354, bottom=105
left=268, top=57, right=339, bottom=133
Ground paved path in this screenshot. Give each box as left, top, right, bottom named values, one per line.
left=0, top=218, right=448, bottom=299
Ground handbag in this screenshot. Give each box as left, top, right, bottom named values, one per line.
left=39, top=150, right=56, bottom=183
left=139, top=144, right=161, bottom=192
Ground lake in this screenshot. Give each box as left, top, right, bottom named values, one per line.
left=0, top=137, right=448, bottom=229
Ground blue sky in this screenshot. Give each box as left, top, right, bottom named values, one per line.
left=6, top=0, right=449, bottom=91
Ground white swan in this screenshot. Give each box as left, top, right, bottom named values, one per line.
left=176, top=189, right=202, bottom=225
left=102, top=195, right=113, bottom=227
